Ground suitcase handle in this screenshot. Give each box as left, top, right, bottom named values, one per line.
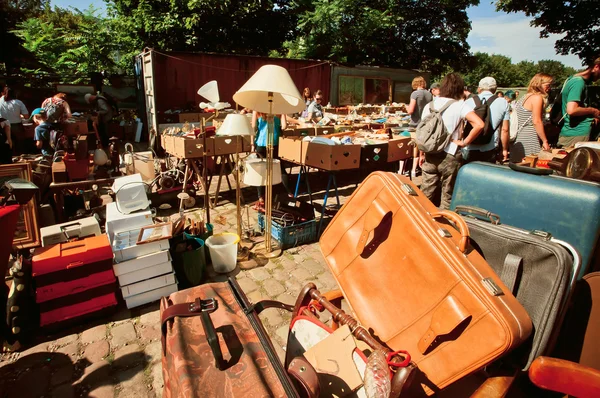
left=509, top=162, right=554, bottom=175
left=454, top=206, right=501, bottom=225
left=431, top=210, right=469, bottom=253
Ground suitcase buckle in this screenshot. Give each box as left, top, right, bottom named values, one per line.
left=530, top=230, right=552, bottom=241
left=482, top=278, right=504, bottom=296
left=189, top=298, right=218, bottom=313
left=401, top=183, right=418, bottom=196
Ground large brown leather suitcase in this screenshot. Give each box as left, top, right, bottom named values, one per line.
left=319, top=172, right=533, bottom=395
left=160, top=278, right=299, bottom=398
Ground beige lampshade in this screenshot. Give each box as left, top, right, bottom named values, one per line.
left=216, top=114, right=254, bottom=136
left=197, top=80, right=220, bottom=103
left=233, top=65, right=305, bottom=115
left=243, top=158, right=282, bottom=186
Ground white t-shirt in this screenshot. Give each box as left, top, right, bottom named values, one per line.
left=0, top=97, right=28, bottom=124
left=421, top=97, right=474, bottom=155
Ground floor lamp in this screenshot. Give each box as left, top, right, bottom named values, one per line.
left=233, top=65, right=305, bottom=256
left=215, top=114, right=254, bottom=239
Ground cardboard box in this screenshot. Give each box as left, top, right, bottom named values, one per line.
left=360, top=142, right=388, bottom=168
left=206, top=136, right=251, bottom=156
left=278, top=137, right=308, bottom=165
left=61, top=120, right=89, bottom=136
left=178, top=113, right=200, bottom=123
left=173, top=136, right=206, bottom=158
left=304, top=142, right=361, bottom=171
left=387, top=137, right=413, bottom=162
left=315, top=126, right=335, bottom=135
left=52, top=161, right=68, bottom=183
left=163, top=135, right=175, bottom=155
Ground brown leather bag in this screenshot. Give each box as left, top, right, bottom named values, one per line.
left=319, top=172, right=532, bottom=395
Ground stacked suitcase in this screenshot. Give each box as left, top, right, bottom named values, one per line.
left=32, top=234, right=118, bottom=327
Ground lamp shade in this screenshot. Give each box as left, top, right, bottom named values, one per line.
left=243, top=159, right=282, bottom=186
left=197, top=80, right=220, bottom=103
left=217, top=114, right=254, bottom=136
left=233, top=65, right=305, bottom=115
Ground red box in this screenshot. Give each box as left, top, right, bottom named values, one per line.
left=64, top=157, right=90, bottom=181
left=32, top=235, right=115, bottom=303
left=40, top=291, right=117, bottom=327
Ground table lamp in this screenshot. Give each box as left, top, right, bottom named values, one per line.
left=233, top=65, right=304, bottom=256
left=216, top=114, right=254, bottom=239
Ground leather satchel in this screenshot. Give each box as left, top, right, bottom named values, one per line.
left=319, top=172, right=533, bottom=395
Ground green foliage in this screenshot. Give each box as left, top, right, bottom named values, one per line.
left=496, top=0, right=599, bottom=63
left=284, top=0, right=479, bottom=75
left=434, top=52, right=579, bottom=88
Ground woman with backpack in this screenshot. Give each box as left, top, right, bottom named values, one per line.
left=41, top=93, right=72, bottom=124
left=418, top=73, right=484, bottom=210
left=507, top=73, right=552, bottom=163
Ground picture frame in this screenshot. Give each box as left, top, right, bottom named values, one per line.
left=136, top=222, right=173, bottom=245
left=0, top=163, right=40, bottom=248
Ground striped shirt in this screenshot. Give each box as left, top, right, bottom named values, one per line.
left=509, top=95, right=540, bottom=163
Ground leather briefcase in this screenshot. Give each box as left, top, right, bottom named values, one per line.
left=319, top=172, right=532, bottom=395
left=160, top=278, right=299, bottom=398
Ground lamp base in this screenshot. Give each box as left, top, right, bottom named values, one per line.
left=251, top=241, right=283, bottom=259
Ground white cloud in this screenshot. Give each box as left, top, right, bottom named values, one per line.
left=468, top=15, right=584, bottom=69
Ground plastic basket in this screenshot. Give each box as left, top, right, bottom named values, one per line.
left=258, top=213, right=317, bottom=249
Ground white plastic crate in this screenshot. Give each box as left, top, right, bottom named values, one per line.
left=124, top=283, right=178, bottom=309
left=120, top=272, right=176, bottom=299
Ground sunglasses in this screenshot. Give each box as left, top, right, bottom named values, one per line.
left=315, top=97, right=322, bottom=101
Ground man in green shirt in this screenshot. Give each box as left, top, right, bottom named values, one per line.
left=558, top=57, right=600, bottom=148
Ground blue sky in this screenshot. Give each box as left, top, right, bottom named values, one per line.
left=51, top=0, right=583, bottom=69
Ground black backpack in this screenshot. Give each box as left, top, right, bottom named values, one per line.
left=465, top=94, right=499, bottom=145
left=550, top=77, right=573, bottom=127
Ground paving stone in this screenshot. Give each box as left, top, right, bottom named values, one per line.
left=51, top=362, right=75, bottom=387
left=274, top=325, right=289, bottom=346
left=236, top=277, right=259, bottom=293
left=117, top=365, right=148, bottom=397
left=20, top=342, right=49, bottom=357
left=151, top=362, right=164, bottom=397
left=317, top=272, right=339, bottom=291
left=274, top=293, right=296, bottom=307
left=51, top=383, right=75, bottom=398
left=113, top=344, right=144, bottom=368
left=262, top=278, right=285, bottom=296
left=139, top=309, right=160, bottom=326
left=272, top=269, right=290, bottom=282
left=139, top=325, right=161, bottom=342
left=57, top=341, right=79, bottom=359
left=77, top=359, right=111, bottom=387
left=81, top=325, right=107, bottom=344
left=247, top=289, right=269, bottom=304
left=84, top=340, right=110, bottom=363
left=111, top=308, right=133, bottom=325
left=249, top=267, right=270, bottom=281
left=291, top=268, right=313, bottom=282
left=88, top=385, right=114, bottom=398
left=111, top=323, right=137, bottom=346
left=54, top=333, right=78, bottom=347
left=261, top=309, right=284, bottom=327
left=301, top=259, right=326, bottom=276
left=284, top=278, right=303, bottom=295
left=279, top=257, right=297, bottom=271
left=12, top=366, right=51, bottom=398
left=145, top=341, right=162, bottom=365
left=273, top=342, right=286, bottom=364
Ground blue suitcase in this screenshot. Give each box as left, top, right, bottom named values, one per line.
left=450, top=162, right=600, bottom=279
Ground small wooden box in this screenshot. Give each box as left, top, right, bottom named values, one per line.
left=172, top=136, right=206, bottom=158
left=387, top=137, right=413, bottom=162
left=304, top=142, right=361, bottom=171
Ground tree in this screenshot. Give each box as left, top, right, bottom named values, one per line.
left=107, top=0, right=296, bottom=56
left=461, top=53, right=516, bottom=87
left=536, top=60, right=577, bottom=85
left=496, top=0, right=598, bottom=64
left=283, top=0, right=478, bottom=75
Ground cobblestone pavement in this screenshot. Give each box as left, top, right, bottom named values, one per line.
left=0, top=167, right=419, bottom=398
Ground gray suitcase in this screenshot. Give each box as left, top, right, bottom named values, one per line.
left=455, top=206, right=582, bottom=369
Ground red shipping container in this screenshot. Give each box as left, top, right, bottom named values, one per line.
left=32, top=235, right=115, bottom=303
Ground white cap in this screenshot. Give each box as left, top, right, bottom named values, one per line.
left=84, top=93, right=93, bottom=103
left=478, top=77, right=497, bottom=90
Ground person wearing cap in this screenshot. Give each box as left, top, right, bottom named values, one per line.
left=430, top=83, right=441, bottom=98
left=0, top=87, right=29, bottom=155
left=462, top=77, right=510, bottom=163
left=31, top=108, right=54, bottom=156
left=85, top=93, right=114, bottom=148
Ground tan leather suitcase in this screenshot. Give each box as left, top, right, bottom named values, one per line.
left=319, top=172, right=532, bottom=395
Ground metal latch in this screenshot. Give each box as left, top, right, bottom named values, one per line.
left=438, top=228, right=452, bottom=238
left=530, top=230, right=552, bottom=241
left=401, top=183, right=417, bottom=196
left=482, top=278, right=504, bottom=296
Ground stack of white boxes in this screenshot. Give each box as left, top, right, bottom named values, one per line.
left=107, top=174, right=178, bottom=309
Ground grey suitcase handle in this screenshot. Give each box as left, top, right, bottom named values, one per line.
left=455, top=205, right=501, bottom=225
left=509, top=162, right=554, bottom=176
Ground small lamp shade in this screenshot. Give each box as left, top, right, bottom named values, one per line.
left=197, top=81, right=220, bottom=103
left=243, top=158, right=282, bottom=186
left=217, top=114, right=254, bottom=136
left=233, top=65, right=305, bottom=115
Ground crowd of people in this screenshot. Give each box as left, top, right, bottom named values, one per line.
left=415, top=57, right=600, bottom=209
left=0, top=87, right=116, bottom=164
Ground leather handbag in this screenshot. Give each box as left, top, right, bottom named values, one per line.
left=160, top=278, right=300, bottom=398
left=319, top=172, right=533, bottom=395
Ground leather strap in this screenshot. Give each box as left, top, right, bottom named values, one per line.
left=288, top=357, right=320, bottom=398
left=418, top=295, right=471, bottom=354
left=244, top=300, right=294, bottom=315
left=501, top=254, right=522, bottom=295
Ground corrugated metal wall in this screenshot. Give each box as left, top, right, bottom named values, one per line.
left=150, top=51, right=331, bottom=121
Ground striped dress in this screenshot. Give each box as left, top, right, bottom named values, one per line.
left=509, top=95, right=541, bottom=163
